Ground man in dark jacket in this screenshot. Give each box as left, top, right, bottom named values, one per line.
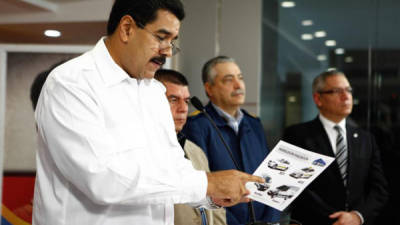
left=183, top=56, right=281, bottom=225
left=283, top=70, right=388, bottom=225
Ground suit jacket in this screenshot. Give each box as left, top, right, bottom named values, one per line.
left=174, top=136, right=227, bottom=225
left=282, top=117, right=388, bottom=225
left=183, top=103, right=281, bottom=225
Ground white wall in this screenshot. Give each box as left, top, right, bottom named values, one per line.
left=180, top=0, right=262, bottom=115
left=4, top=52, right=79, bottom=171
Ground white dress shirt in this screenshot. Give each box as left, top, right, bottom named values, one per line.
left=318, top=114, right=347, bottom=155
left=33, top=38, right=207, bottom=225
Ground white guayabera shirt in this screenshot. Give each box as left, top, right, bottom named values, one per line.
left=33, top=38, right=207, bottom=225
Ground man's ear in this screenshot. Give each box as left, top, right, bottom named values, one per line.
left=313, top=92, right=322, bottom=107
left=118, top=15, right=136, bottom=42
left=204, top=82, right=212, bottom=98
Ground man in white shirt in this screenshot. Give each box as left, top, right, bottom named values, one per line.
left=33, top=0, right=263, bottom=224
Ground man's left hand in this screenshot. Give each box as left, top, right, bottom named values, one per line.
left=329, top=211, right=361, bottom=225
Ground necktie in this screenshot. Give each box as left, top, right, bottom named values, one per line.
left=334, top=125, right=348, bottom=185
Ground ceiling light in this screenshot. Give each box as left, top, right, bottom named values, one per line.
left=317, top=55, right=327, bottom=61
left=44, top=29, right=61, bottom=38
left=301, top=33, right=313, bottom=40
left=345, top=56, right=353, bottom=63
left=281, top=1, right=296, bottom=8
left=301, top=20, right=313, bottom=26
left=288, top=96, right=297, bottom=103
left=325, top=40, right=336, bottom=47
left=335, top=48, right=345, bottom=55
left=314, top=31, right=326, bottom=38
left=327, top=67, right=337, bottom=71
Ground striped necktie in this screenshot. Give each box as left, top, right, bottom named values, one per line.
left=334, top=125, right=348, bottom=185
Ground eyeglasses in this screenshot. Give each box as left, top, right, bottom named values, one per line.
left=318, top=87, right=353, bottom=95
left=137, top=23, right=181, bottom=56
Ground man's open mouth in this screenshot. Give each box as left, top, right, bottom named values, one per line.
left=151, top=56, right=166, bottom=66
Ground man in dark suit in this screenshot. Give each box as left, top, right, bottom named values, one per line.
left=283, top=70, right=388, bottom=225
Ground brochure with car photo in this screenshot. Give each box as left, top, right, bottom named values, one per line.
left=245, top=140, right=334, bottom=211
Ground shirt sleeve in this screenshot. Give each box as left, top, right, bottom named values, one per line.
left=35, top=75, right=207, bottom=206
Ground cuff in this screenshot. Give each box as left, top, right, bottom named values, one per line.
left=205, top=196, right=222, bottom=209
left=181, top=170, right=208, bottom=203
left=352, top=210, right=364, bottom=224
left=188, top=196, right=221, bottom=209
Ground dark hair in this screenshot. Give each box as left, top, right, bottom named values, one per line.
left=30, top=61, right=65, bottom=110
left=107, top=0, right=185, bottom=35
left=201, top=55, right=235, bottom=84
left=154, top=69, right=188, bottom=86
left=312, top=69, right=346, bottom=94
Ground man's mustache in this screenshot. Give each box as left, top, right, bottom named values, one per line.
left=151, top=56, right=166, bottom=65
left=231, top=89, right=245, bottom=96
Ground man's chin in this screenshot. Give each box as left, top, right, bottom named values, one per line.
left=232, top=95, right=245, bottom=102
left=175, top=123, right=185, bottom=132
left=143, top=70, right=157, bottom=79
left=233, top=99, right=245, bottom=106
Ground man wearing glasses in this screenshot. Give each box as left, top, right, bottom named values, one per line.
left=282, top=70, right=388, bottom=225
left=32, top=1, right=263, bottom=224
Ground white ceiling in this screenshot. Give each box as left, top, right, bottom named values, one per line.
left=0, top=0, right=55, bottom=15
left=0, top=0, right=112, bottom=45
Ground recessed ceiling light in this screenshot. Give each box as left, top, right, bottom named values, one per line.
left=301, top=33, right=313, bottom=40
left=325, top=40, right=336, bottom=47
left=314, top=31, right=326, bottom=38
left=301, top=20, right=313, bottom=26
left=288, top=96, right=297, bottom=103
left=317, top=54, right=327, bottom=61
left=345, top=56, right=354, bottom=63
left=335, top=48, right=345, bottom=55
left=44, top=29, right=61, bottom=38
left=281, top=1, right=296, bottom=8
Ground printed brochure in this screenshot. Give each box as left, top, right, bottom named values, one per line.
left=246, top=140, right=334, bottom=211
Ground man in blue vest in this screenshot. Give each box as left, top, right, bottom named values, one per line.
left=183, top=56, right=281, bottom=225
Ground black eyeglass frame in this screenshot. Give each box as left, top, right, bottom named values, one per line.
left=318, top=87, right=353, bottom=95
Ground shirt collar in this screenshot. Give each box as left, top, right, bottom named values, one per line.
left=92, top=37, right=133, bottom=87
left=211, top=103, right=244, bottom=125
left=319, top=114, right=346, bottom=132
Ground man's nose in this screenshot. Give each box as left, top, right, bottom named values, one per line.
left=160, top=46, right=173, bottom=57
left=340, top=91, right=351, bottom=100
left=233, top=78, right=243, bottom=89
left=177, top=100, right=188, bottom=112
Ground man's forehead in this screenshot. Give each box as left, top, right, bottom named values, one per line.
left=165, top=82, right=189, bottom=92
left=149, top=9, right=180, bottom=36
left=215, top=62, right=240, bottom=73
left=325, top=75, right=350, bottom=87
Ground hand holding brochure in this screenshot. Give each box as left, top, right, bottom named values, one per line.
left=246, top=140, right=334, bottom=211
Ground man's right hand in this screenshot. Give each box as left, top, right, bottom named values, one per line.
left=206, top=170, right=264, bottom=207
